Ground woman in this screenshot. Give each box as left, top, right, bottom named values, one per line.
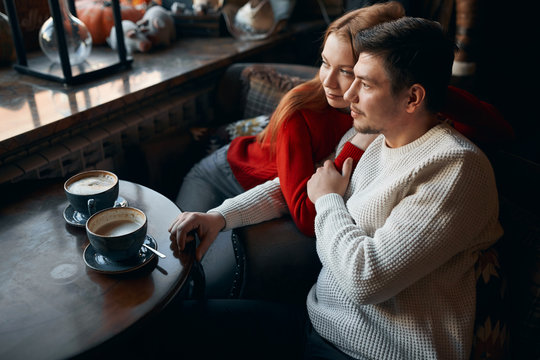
left=175, top=2, right=406, bottom=237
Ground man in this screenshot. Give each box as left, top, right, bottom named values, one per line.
left=168, top=17, right=503, bottom=359
left=303, top=17, right=503, bottom=359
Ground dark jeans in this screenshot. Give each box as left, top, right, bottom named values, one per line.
left=145, top=299, right=357, bottom=360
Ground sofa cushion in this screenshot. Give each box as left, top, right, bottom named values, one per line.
left=240, top=64, right=305, bottom=118
left=191, top=64, right=308, bottom=155
left=225, top=115, right=270, bottom=140
left=190, top=115, right=270, bottom=156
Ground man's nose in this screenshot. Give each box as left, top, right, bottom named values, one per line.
left=344, top=80, right=359, bottom=103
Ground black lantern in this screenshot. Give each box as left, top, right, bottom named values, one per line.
left=2, top=0, right=132, bottom=85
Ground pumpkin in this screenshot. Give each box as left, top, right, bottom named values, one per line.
left=76, top=0, right=145, bottom=45
left=121, top=0, right=162, bottom=7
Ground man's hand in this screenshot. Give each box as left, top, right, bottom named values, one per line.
left=308, top=157, right=353, bottom=203
left=168, top=211, right=225, bottom=261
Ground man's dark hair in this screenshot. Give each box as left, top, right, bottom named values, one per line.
left=355, top=17, right=456, bottom=113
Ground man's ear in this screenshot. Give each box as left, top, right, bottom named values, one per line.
left=405, top=84, right=426, bottom=113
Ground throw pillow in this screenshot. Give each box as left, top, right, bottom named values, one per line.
left=190, top=115, right=270, bottom=155
left=240, top=64, right=305, bottom=118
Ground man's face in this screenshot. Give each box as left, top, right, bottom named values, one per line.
left=344, top=53, right=405, bottom=135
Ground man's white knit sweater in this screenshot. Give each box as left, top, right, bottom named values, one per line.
left=211, top=123, right=503, bottom=359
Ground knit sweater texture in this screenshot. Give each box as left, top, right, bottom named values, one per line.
left=212, top=123, right=503, bottom=359
left=227, top=106, right=352, bottom=235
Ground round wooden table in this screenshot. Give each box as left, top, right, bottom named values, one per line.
left=0, top=179, right=195, bottom=360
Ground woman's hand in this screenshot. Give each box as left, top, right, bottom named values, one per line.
left=307, top=158, right=353, bottom=203
left=168, top=211, right=226, bottom=261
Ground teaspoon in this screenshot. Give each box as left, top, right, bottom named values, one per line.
left=143, top=244, right=166, bottom=258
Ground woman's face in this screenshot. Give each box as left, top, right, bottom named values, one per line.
left=319, top=33, right=356, bottom=110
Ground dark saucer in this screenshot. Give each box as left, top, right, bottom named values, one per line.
left=83, top=235, right=157, bottom=274
left=63, top=196, right=128, bottom=227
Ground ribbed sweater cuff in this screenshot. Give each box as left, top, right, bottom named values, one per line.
left=334, top=142, right=364, bottom=172
left=315, top=193, right=347, bottom=214
left=208, top=208, right=240, bottom=231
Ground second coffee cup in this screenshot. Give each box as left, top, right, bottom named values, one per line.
left=86, top=207, right=148, bottom=262
left=64, top=170, right=119, bottom=217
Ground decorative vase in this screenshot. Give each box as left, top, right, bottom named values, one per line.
left=0, top=12, right=16, bottom=65
left=38, top=0, right=92, bottom=65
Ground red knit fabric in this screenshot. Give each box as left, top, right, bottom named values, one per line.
left=228, top=106, right=352, bottom=236
left=334, top=142, right=365, bottom=173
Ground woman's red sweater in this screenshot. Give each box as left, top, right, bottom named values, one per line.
left=228, top=106, right=352, bottom=235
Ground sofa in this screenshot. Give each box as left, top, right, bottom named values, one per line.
left=188, top=62, right=539, bottom=359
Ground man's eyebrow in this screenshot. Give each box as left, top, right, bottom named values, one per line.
left=357, top=74, right=376, bottom=84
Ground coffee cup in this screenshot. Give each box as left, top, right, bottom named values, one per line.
left=86, top=207, right=148, bottom=262
left=64, top=170, right=119, bottom=217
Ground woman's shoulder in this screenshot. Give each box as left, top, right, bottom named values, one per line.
left=281, top=108, right=351, bottom=140
left=277, top=107, right=351, bottom=143
left=295, top=106, right=351, bottom=123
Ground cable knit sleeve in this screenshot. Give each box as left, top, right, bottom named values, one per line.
left=314, top=135, right=502, bottom=305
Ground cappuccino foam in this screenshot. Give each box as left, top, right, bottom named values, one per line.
left=68, top=175, right=116, bottom=195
